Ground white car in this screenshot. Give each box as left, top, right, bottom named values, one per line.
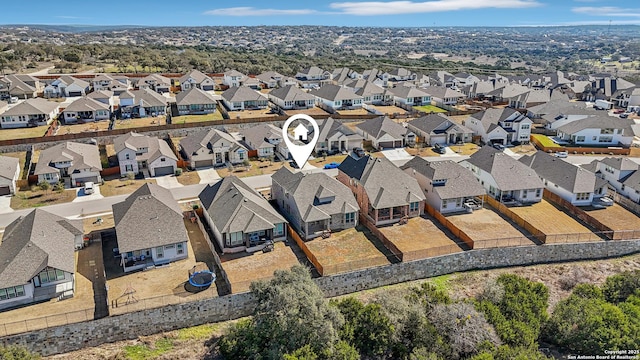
left=554, top=151, right=568, bottom=158
left=83, top=182, right=95, bottom=195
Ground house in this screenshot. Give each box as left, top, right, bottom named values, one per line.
left=241, top=123, right=284, bottom=158
left=310, top=84, right=363, bottom=111
left=401, top=157, right=486, bottom=214
left=180, top=129, right=247, bottom=168
left=461, top=80, right=503, bottom=99
left=626, top=88, right=640, bottom=111
left=356, top=116, right=415, bottom=149
left=384, top=68, right=416, bottom=82
left=86, top=90, right=115, bottom=110
left=465, top=108, right=532, bottom=145
left=221, top=86, right=268, bottom=111
left=34, top=142, right=102, bottom=187
left=507, top=89, right=552, bottom=109
left=112, top=184, right=189, bottom=272
left=337, top=155, right=425, bottom=226
left=175, top=88, right=218, bottom=115
left=43, top=76, right=90, bottom=98
left=583, top=76, right=636, bottom=102
left=119, top=88, right=168, bottom=118
left=2, top=74, right=41, bottom=99
left=62, top=97, right=111, bottom=124
left=136, top=74, right=171, bottom=93
left=389, top=85, right=431, bottom=107
left=272, top=167, right=359, bottom=240
left=519, top=151, right=607, bottom=206
left=223, top=70, right=247, bottom=88
left=526, top=99, right=593, bottom=127
left=256, top=71, right=285, bottom=89
left=0, top=156, right=20, bottom=195
left=461, top=146, right=544, bottom=204
left=425, top=86, right=465, bottom=106
left=114, top=132, right=177, bottom=177
left=586, top=157, right=640, bottom=203
left=91, top=74, right=131, bottom=94
left=268, top=85, right=315, bottom=110
left=331, top=67, right=360, bottom=84
left=407, top=114, right=473, bottom=145
left=295, top=66, right=331, bottom=88
left=351, top=81, right=391, bottom=105
left=555, top=116, right=634, bottom=147
left=310, top=118, right=363, bottom=155
left=0, top=209, right=82, bottom=310
left=200, top=176, right=287, bottom=253
left=179, top=69, right=216, bottom=91
left=0, top=98, right=60, bottom=129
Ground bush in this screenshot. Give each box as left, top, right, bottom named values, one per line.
left=333, top=297, right=394, bottom=358
left=0, top=345, right=40, bottom=359
left=54, top=182, right=65, bottom=193
left=174, top=168, right=183, bottom=176
left=602, top=270, right=640, bottom=303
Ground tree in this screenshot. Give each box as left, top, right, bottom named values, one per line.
left=219, top=266, right=344, bottom=359
left=38, top=181, right=51, bottom=194
left=333, top=298, right=394, bottom=358
left=54, top=182, right=65, bottom=193
left=0, top=345, right=40, bottom=360
left=601, top=270, right=640, bottom=304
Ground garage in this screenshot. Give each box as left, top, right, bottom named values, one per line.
left=0, top=186, right=10, bottom=196
left=429, top=135, right=447, bottom=146
left=194, top=159, right=213, bottom=168
left=153, top=166, right=175, bottom=177
left=73, top=176, right=100, bottom=187
left=68, top=91, right=82, bottom=97
left=202, top=85, right=215, bottom=91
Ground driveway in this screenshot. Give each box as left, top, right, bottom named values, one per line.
left=73, top=185, right=104, bottom=203
left=381, top=148, right=413, bottom=161
left=197, top=167, right=221, bottom=184
left=155, top=175, right=184, bottom=189
left=443, top=147, right=462, bottom=157
left=0, top=195, right=12, bottom=214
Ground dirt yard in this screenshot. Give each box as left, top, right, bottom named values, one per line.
left=176, top=170, right=201, bottom=186
left=228, top=109, right=279, bottom=119
left=58, top=121, right=110, bottom=135
left=337, top=108, right=370, bottom=116
left=11, top=188, right=76, bottom=209
left=368, top=105, right=408, bottom=115
left=100, top=177, right=157, bottom=197
left=446, top=208, right=535, bottom=248
left=285, top=107, right=331, bottom=117
left=379, top=216, right=463, bottom=261
left=305, top=226, right=391, bottom=275
left=219, top=242, right=300, bottom=293
left=585, top=204, right=640, bottom=231
left=114, top=116, right=166, bottom=130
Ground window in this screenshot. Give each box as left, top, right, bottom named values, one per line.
left=345, top=212, right=355, bottom=224
left=164, top=244, right=175, bottom=249
left=177, top=243, right=184, bottom=255
left=599, top=136, right=613, bottom=143
left=160, top=158, right=165, bottom=162
left=38, top=268, right=64, bottom=284
left=605, top=166, right=615, bottom=174
left=156, top=246, right=164, bottom=259
left=536, top=189, right=541, bottom=197
left=410, top=202, right=420, bottom=212
left=0, top=286, right=25, bottom=300
left=521, top=124, right=530, bottom=130
left=125, top=153, right=130, bottom=160
left=600, top=128, right=614, bottom=134
left=273, top=223, right=285, bottom=236
left=576, top=193, right=590, bottom=201
left=576, top=136, right=585, bottom=142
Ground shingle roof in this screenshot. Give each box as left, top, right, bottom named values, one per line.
left=268, top=85, right=315, bottom=102
left=356, top=116, right=408, bottom=140
left=338, top=155, right=425, bottom=209
left=425, top=86, right=465, bottom=100
left=353, top=81, right=386, bottom=97
left=519, top=151, right=599, bottom=193
left=469, top=108, right=523, bottom=131
left=179, top=129, right=245, bottom=157
left=129, top=88, right=168, bottom=108
left=465, top=146, right=544, bottom=191
left=35, top=142, right=102, bottom=176
left=224, top=70, right=246, bottom=78
left=179, top=69, right=213, bottom=85
left=310, top=84, right=363, bottom=102
left=0, top=209, right=82, bottom=288
left=221, top=86, right=267, bottom=102
left=272, top=167, right=359, bottom=222
left=175, top=87, right=218, bottom=106
left=112, top=183, right=187, bottom=253
left=599, top=157, right=639, bottom=172
left=313, top=118, right=361, bottom=143
left=87, top=90, right=114, bottom=100
left=256, top=71, right=284, bottom=83
left=1, top=98, right=59, bottom=116
left=0, top=156, right=19, bottom=181
left=408, top=113, right=454, bottom=134
left=298, top=66, right=326, bottom=78
left=401, top=157, right=486, bottom=199
left=557, top=116, right=634, bottom=135
left=64, top=97, right=110, bottom=112
left=241, top=123, right=281, bottom=151
left=389, top=86, right=431, bottom=99
left=114, top=132, right=177, bottom=163
left=199, top=176, right=286, bottom=234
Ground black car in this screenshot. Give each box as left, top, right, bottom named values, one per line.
left=432, top=143, right=446, bottom=154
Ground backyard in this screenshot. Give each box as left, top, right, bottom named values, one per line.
left=413, top=105, right=447, bottom=113
left=113, top=116, right=166, bottom=130
left=585, top=205, right=640, bottom=240
left=446, top=208, right=535, bottom=248
left=58, top=121, right=110, bottom=135
left=171, top=112, right=224, bottom=124
left=0, top=126, right=49, bottom=141
left=228, top=109, right=279, bottom=119
left=367, top=105, right=409, bottom=115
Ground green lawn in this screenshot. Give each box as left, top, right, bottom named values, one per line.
left=172, top=112, right=224, bottom=124
left=413, top=105, right=447, bottom=113
left=530, top=134, right=559, bottom=148
left=0, top=126, right=48, bottom=141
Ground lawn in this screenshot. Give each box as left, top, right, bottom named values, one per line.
left=100, top=177, right=157, bottom=197
left=0, top=126, right=48, bottom=141
left=176, top=170, right=201, bottom=186
left=114, top=116, right=166, bottom=130
left=217, top=159, right=292, bottom=178
left=310, top=154, right=347, bottom=169
left=172, top=112, right=224, bottom=124
left=11, top=188, right=76, bottom=209
left=414, top=105, right=448, bottom=113
left=58, top=121, right=110, bottom=135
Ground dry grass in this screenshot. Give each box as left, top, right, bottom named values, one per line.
left=100, top=178, right=157, bottom=198
left=310, top=154, right=347, bottom=168
left=58, top=121, right=110, bottom=135
left=228, top=109, right=279, bottom=119
left=585, top=204, right=640, bottom=231
left=83, top=214, right=115, bottom=234
left=114, top=116, right=166, bottom=130
left=368, top=105, right=409, bottom=115
left=337, top=108, right=370, bottom=116
left=285, top=107, right=331, bottom=117
left=446, top=208, right=535, bottom=248
left=509, top=200, right=595, bottom=243
left=379, top=216, right=463, bottom=260
left=220, top=242, right=300, bottom=293
left=11, top=188, right=76, bottom=209
left=216, top=160, right=292, bottom=178
left=172, top=113, right=224, bottom=124
left=176, top=170, right=201, bottom=186
left=0, top=126, right=48, bottom=141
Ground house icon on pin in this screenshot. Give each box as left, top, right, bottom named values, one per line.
left=293, top=123, right=308, bottom=141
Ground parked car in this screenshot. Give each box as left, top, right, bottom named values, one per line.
left=432, top=143, right=446, bottom=154
left=353, top=147, right=365, bottom=158
left=324, top=162, right=340, bottom=169
left=613, top=109, right=625, bottom=114
left=619, top=113, right=629, bottom=118
left=84, top=182, right=95, bottom=195
left=554, top=151, right=568, bottom=158
left=492, top=143, right=505, bottom=150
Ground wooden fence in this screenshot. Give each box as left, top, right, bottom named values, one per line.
left=359, top=214, right=404, bottom=261
left=100, top=167, right=120, bottom=177
left=483, top=195, right=547, bottom=243
left=287, top=225, right=324, bottom=276
left=424, top=203, right=475, bottom=249
left=612, top=191, right=640, bottom=217
left=194, top=214, right=232, bottom=295
left=543, top=190, right=615, bottom=240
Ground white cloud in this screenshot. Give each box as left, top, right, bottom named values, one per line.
left=572, top=6, right=640, bottom=17
left=329, top=0, right=542, bottom=15
left=55, top=16, right=83, bottom=19
left=204, top=7, right=317, bottom=16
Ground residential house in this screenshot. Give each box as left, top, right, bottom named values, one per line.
left=34, top=142, right=102, bottom=187
left=311, top=117, right=363, bottom=155
left=114, top=132, right=177, bottom=177
left=62, top=97, right=111, bottom=124
left=484, top=84, right=530, bottom=104
left=136, top=74, right=171, bottom=94
left=519, top=151, right=607, bottom=206
left=43, top=75, right=90, bottom=98
left=268, top=85, right=315, bottom=110
left=93, top=74, right=131, bottom=95
left=1, top=74, right=41, bottom=99
left=526, top=99, right=593, bottom=128
left=407, top=114, right=473, bottom=145
left=179, top=69, right=215, bottom=91
left=256, top=71, right=285, bottom=89
left=556, top=116, right=634, bottom=147
left=384, top=68, right=416, bottom=82
left=0, top=156, right=20, bottom=195
left=361, top=68, right=387, bottom=88
left=331, top=67, right=360, bottom=85
left=221, top=86, right=268, bottom=111
left=119, top=88, right=168, bottom=118
left=200, top=176, right=287, bottom=253
left=461, top=146, right=544, bottom=204
left=0, top=209, right=82, bottom=310
left=112, top=184, right=189, bottom=272
left=310, top=84, right=363, bottom=111
left=295, top=66, right=331, bottom=88
left=401, top=157, right=486, bottom=214
left=583, top=76, right=636, bottom=102
left=425, top=86, right=465, bottom=107
left=626, top=88, right=640, bottom=111
left=465, top=108, right=532, bottom=145
left=223, top=70, right=247, bottom=88
left=180, top=128, right=247, bottom=168
left=356, top=116, right=415, bottom=149
left=242, top=77, right=262, bottom=90
left=460, top=80, right=503, bottom=99
left=241, top=123, right=285, bottom=158
left=272, top=167, right=359, bottom=239
left=86, top=90, right=115, bottom=110
left=0, top=98, right=60, bottom=128
left=507, top=89, right=552, bottom=109
left=175, top=88, right=218, bottom=115
left=351, top=81, right=391, bottom=105
left=389, top=85, right=431, bottom=107
left=585, top=157, right=640, bottom=203
left=337, top=155, right=425, bottom=226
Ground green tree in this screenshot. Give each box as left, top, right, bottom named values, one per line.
left=0, top=345, right=40, bottom=359
left=284, top=345, right=318, bottom=360
left=38, top=181, right=51, bottom=194
left=601, top=270, right=640, bottom=303
left=333, top=297, right=394, bottom=358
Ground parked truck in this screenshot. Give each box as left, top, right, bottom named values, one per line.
left=595, top=99, right=613, bottom=110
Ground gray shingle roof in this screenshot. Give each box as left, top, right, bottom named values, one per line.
left=1, top=98, right=59, bottom=116
left=408, top=114, right=454, bottom=134
left=353, top=81, right=386, bottom=97
left=128, top=88, right=168, bottom=108
left=114, top=132, right=177, bottom=163
left=268, top=85, right=315, bottom=102
left=221, top=86, right=267, bottom=102
left=272, top=167, right=359, bottom=222
left=175, top=87, right=217, bottom=106
left=599, top=157, right=639, bottom=172
left=0, top=209, right=82, bottom=288
left=425, top=86, right=465, bottom=100
left=64, top=97, right=110, bottom=112
left=199, top=176, right=286, bottom=234
left=310, top=84, right=363, bottom=102
left=35, top=141, right=102, bottom=176
left=401, top=157, right=486, bottom=200
left=465, top=146, right=544, bottom=191
left=179, top=129, right=245, bottom=157
left=556, top=116, right=634, bottom=135
left=313, top=118, right=361, bottom=143
left=87, top=90, right=114, bottom=101
left=241, top=123, right=281, bottom=151
left=519, top=151, right=599, bottom=193
left=356, top=116, right=409, bottom=140
left=389, top=86, right=431, bottom=99
left=0, top=156, right=19, bottom=181
left=112, top=183, right=187, bottom=253
left=179, top=69, right=213, bottom=85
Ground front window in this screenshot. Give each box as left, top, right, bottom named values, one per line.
left=345, top=212, right=355, bottom=224
left=410, top=202, right=419, bottom=212
left=177, top=243, right=184, bottom=255
left=156, top=246, right=164, bottom=258
left=273, top=223, right=284, bottom=236
left=0, top=285, right=25, bottom=300
left=536, top=189, right=541, bottom=197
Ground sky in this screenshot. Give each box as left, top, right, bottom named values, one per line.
left=1, top=0, right=640, bottom=27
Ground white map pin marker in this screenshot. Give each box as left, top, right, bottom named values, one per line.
left=282, top=114, right=319, bottom=170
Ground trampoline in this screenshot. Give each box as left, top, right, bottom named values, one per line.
left=188, top=265, right=215, bottom=288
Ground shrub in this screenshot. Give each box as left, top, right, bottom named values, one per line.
left=602, top=270, right=640, bottom=303
left=174, top=168, right=183, bottom=176
left=333, top=297, right=394, bottom=358
left=0, top=346, right=40, bottom=359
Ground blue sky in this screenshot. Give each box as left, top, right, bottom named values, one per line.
left=1, top=0, right=640, bottom=27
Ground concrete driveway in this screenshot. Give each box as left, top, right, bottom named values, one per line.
left=155, top=175, right=184, bottom=189
left=381, top=148, right=413, bottom=161
left=197, top=167, right=221, bottom=184
left=73, top=185, right=104, bottom=203
left=0, top=195, right=12, bottom=214
left=443, top=147, right=462, bottom=157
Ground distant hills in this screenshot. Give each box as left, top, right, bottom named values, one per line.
left=0, top=24, right=147, bottom=33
